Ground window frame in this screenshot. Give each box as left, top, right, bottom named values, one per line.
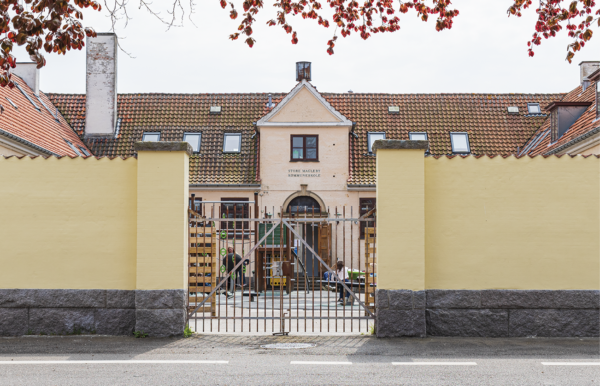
left=359, top=198, right=376, bottom=239
left=290, top=134, right=319, bottom=162
left=220, top=197, right=250, bottom=239
left=527, top=103, right=541, bottom=114
left=450, top=132, right=471, bottom=153
left=409, top=132, right=428, bottom=141
left=183, top=132, right=202, bottom=153
left=223, top=133, right=242, bottom=153
left=367, top=132, right=386, bottom=153
left=142, top=132, right=161, bottom=142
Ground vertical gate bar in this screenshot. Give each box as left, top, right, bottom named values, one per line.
left=342, top=206, right=346, bottom=332
left=334, top=206, right=338, bottom=333
left=294, top=218, right=299, bottom=333
left=350, top=206, right=354, bottom=332
left=310, top=207, right=315, bottom=332
left=233, top=203, right=237, bottom=332
left=279, top=206, right=284, bottom=334
left=287, top=216, right=292, bottom=334
left=263, top=206, right=267, bottom=332
left=318, top=207, right=322, bottom=333
left=253, top=194, right=258, bottom=333
left=271, top=206, right=275, bottom=333
left=188, top=195, right=193, bottom=332
left=327, top=206, right=330, bottom=333
left=210, top=204, right=214, bottom=333
left=303, top=216, right=307, bottom=332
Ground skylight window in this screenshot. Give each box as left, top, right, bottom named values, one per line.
left=367, top=132, right=385, bottom=153
left=65, top=140, right=82, bottom=156
left=450, top=132, right=470, bottom=153
left=507, top=106, right=519, bottom=114
left=409, top=132, right=428, bottom=141
left=527, top=103, right=541, bottom=114
left=388, top=106, right=400, bottom=114
left=183, top=133, right=202, bottom=153
left=78, top=146, right=91, bottom=157
left=210, top=106, right=222, bottom=114
left=5, top=97, right=17, bottom=110
left=142, top=132, right=160, bottom=142
left=223, top=133, right=241, bottom=153
left=14, top=83, right=40, bottom=112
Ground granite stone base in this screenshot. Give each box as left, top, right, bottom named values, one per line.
left=0, top=289, right=186, bottom=337
left=376, top=289, right=599, bottom=338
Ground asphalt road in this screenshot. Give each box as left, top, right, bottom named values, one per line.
left=0, top=335, right=598, bottom=385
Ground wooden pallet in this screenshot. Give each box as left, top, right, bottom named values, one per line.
left=188, top=223, right=218, bottom=316
left=364, top=227, right=376, bottom=315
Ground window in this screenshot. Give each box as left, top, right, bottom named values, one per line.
left=223, top=133, right=241, bottom=153
left=286, top=196, right=321, bottom=214
left=409, top=132, right=428, bottom=141
left=220, top=198, right=249, bottom=239
left=527, top=103, right=541, bottom=114
left=183, top=133, right=201, bottom=153
left=359, top=198, right=376, bottom=239
left=65, top=140, right=82, bottom=156
left=367, top=132, right=385, bottom=153
left=78, top=146, right=90, bottom=157
left=507, top=106, right=519, bottom=114
left=5, top=97, right=17, bottom=110
left=14, top=83, right=40, bottom=111
left=450, top=132, right=470, bottom=153
left=597, top=82, right=599, bottom=119
left=142, top=132, right=160, bottom=142
left=291, top=135, right=318, bottom=161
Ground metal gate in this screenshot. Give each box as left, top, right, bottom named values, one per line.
left=187, top=198, right=377, bottom=334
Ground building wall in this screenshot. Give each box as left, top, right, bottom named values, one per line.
left=423, top=156, right=599, bottom=290
left=0, top=156, right=138, bottom=290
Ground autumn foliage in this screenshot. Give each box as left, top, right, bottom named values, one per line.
left=0, top=0, right=598, bottom=87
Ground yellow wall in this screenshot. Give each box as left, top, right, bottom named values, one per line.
left=136, top=150, right=189, bottom=290
left=377, top=149, right=425, bottom=290
left=0, top=157, right=138, bottom=289
left=423, top=156, right=599, bottom=290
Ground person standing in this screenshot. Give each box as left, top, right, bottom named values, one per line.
left=223, top=246, right=241, bottom=298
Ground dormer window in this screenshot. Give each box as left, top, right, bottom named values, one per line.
left=547, top=102, right=592, bottom=142
left=183, top=133, right=201, bottom=153
left=142, top=132, right=160, bottom=142
left=409, top=132, right=428, bottom=141
left=368, top=132, right=385, bottom=153
left=527, top=103, right=541, bottom=114
left=450, top=132, right=470, bottom=153
left=223, top=133, right=241, bottom=153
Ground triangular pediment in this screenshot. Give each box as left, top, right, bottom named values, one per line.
left=258, top=80, right=352, bottom=128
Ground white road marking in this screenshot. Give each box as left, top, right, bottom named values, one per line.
left=541, top=362, right=600, bottom=366
left=392, top=362, right=477, bottom=366
left=290, top=361, right=352, bottom=365
left=0, top=360, right=228, bottom=365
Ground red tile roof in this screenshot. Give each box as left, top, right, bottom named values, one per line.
left=521, top=78, right=599, bottom=156
left=48, top=90, right=562, bottom=185
left=0, top=76, right=89, bottom=157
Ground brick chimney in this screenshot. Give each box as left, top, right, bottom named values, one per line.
left=85, top=33, right=118, bottom=137
left=13, top=62, right=39, bottom=96
left=579, top=61, right=600, bottom=86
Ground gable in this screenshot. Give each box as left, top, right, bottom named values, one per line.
left=257, top=80, right=352, bottom=127
left=269, top=87, right=341, bottom=123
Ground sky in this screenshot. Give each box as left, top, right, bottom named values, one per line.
left=13, top=0, right=600, bottom=95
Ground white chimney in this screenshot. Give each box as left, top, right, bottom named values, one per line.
left=85, top=33, right=118, bottom=137
left=579, top=61, right=600, bottom=85
left=13, top=62, right=39, bottom=96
